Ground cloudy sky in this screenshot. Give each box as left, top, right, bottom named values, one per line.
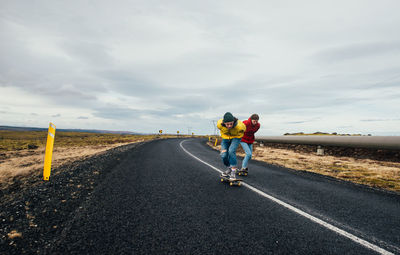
left=1, top=0, right=399, bottom=135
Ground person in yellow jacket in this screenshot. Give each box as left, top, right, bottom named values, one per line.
left=217, top=112, right=246, bottom=180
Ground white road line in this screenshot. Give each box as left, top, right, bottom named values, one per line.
left=179, top=140, right=394, bottom=255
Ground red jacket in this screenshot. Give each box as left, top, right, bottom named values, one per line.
left=241, top=118, right=260, bottom=144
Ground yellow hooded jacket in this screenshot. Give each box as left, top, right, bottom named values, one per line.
left=217, top=119, right=246, bottom=139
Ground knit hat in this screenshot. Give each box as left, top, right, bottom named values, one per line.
left=223, top=112, right=234, bottom=123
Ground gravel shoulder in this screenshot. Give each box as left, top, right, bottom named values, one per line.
left=0, top=141, right=146, bottom=254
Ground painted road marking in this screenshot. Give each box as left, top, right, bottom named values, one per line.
left=180, top=140, right=395, bottom=255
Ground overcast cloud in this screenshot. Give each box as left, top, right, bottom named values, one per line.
left=1, top=0, right=400, bottom=135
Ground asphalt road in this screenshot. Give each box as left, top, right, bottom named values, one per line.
left=49, top=138, right=400, bottom=254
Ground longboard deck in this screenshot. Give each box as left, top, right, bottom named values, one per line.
left=220, top=175, right=243, bottom=186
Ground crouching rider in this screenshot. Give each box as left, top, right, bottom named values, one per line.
left=217, top=112, right=246, bottom=180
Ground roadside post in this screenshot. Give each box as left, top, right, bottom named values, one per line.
left=214, top=138, right=218, bottom=146
left=43, top=122, right=56, bottom=181
left=317, top=145, right=325, bottom=156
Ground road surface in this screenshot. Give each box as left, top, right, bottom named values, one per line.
left=49, top=138, right=400, bottom=254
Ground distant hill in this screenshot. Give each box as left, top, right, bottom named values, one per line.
left=0, top=125, right=143, bottom=135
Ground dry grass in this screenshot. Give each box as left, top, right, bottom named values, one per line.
left=0, top=130, right=163, bottom=151
left=208, top=142, right=400, bottom=193
left=0, top=142, right=135, bottom=183
left=0, top=131, right=177, bottom=185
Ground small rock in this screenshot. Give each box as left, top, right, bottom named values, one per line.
left=7, top=230, right=22, bottom=239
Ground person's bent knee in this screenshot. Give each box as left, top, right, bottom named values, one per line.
left=228, top=151, right=236, bottom=158
left=220, top=150, right=228, bottom=158
left=228, top=146, right=237, bottom=154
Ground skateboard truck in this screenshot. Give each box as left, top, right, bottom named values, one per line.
left=237, top=169, right=248, bottom=176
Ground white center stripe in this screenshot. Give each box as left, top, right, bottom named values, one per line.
left=180, top=140, right=394, bottom=255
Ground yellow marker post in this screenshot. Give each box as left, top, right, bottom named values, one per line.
left=43, top=123, right=56, bottom=181
left=214, top=138, right=218, bottom=146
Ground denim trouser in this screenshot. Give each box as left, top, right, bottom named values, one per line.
left=220, top=138, right=241, bottom=168
left=240, top=142, right=253, bottom=168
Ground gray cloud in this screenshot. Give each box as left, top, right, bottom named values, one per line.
left=361, top=118, right=400, bottom=122
left=1, top=1, right=400, bottom=135
left=61, top=41, right=113, bottom=67
left=92, top=105, right=164, bottom=120
left=99, top=70, right=171, bottom=97
left=161, top=95, right=215, bottom=113
left=285, top=121, right=308, bottom=124
left=314, top=41, right=400, bottom=63
left=363, top=73, right=400, bottom=90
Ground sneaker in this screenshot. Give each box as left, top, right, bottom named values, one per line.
left=229, top=169, right=237, bottom=180
left=221, top=167, right=231, bottom=177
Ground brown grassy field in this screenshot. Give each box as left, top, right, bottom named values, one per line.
left=0, top=130, right=166, bottom=151
left=0, top=131, right=178, bottom=184
left=207, top=140, right=400, bottom=193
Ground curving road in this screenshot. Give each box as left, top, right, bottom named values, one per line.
left=50, top=138, right=400, bottom=254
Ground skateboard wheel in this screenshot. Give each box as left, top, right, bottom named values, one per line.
left=238, top=172, right=241, bottom=176
left=230, top=182, right=233, bottom=186
left=238, top=182, right=241, bottom=186
left=245, top=173, right=247, bottom=176
left=221, top=178, right=224, bottom=182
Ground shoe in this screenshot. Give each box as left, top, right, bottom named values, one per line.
left=221, top=167, right=231, bottom=177
left=229, top=169, right=237, bottom=180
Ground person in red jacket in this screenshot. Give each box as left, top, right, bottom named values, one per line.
left=240, top=114, right=260, bottom=174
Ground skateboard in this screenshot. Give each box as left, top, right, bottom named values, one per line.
left=237, top=169, right=248, bottom=176
left=220, top=175, right=243, bottom=186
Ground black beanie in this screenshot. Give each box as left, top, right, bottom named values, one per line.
left=223, top=112, right=234, bottom=123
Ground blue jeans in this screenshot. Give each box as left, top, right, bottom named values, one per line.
left=220, top=138, right=241, bottom=168
left=240, top=142, right=253, bottom=169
